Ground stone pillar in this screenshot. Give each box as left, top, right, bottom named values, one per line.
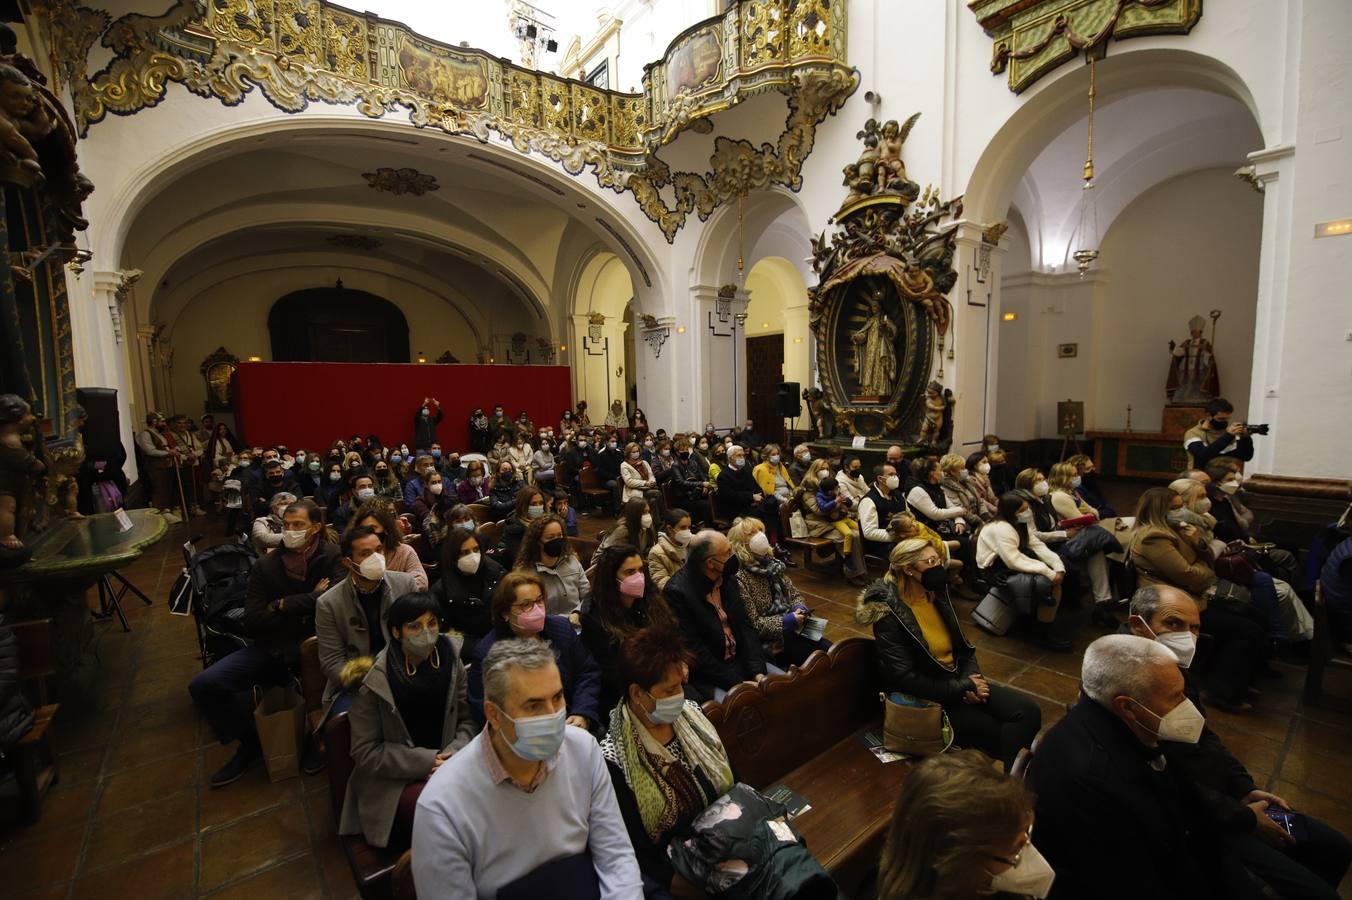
left=632, top=315, right=679, bottom=430
left=949, top=223, right=998, bottom=451
left=690, top=283, right=747, bottom=430
left=1244, top=143, right=1295, bottom=475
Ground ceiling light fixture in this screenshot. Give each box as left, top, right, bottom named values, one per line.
left=1072, top=52, right=1100, bottom=278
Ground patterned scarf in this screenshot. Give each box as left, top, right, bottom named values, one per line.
left=741, top=555, right=791, bottom=615
left=603, top=701, right=734, bottom=843
left=281, top=532, right=318, bottom=581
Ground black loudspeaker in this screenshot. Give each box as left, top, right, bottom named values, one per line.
left=776, top=382, right=801, bottom=417
left=76, top=387, right=124, bottom=461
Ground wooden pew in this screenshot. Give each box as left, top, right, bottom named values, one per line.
left=698, top=637, right=910, bottom=896
left=325, top=711, right=401, bottom=899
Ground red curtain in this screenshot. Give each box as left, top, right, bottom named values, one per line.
left=234, top=362, right=574, bottom=451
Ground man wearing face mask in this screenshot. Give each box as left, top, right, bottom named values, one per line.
left=413, top=397, right=443, bottom=456
left=1029, top=634, right=1269, bottom=899
left=1185, top=398, right=1256, bottom=471
left=190, top=499, right=345, bottom=787
left=315, top=526, right=420, bottom=728
left=663, top=531, right=766, bottom=703
left=588, top=432, right=624, bottom=517
left=330, top=470, right=375, bottom=534
left=403, top=455, right=437, bottom=508
left=1126, top=587, right=1352, bottom=898
left=253, top=457, right=300, bottom=518
left=858, top=463, right=908, bottom=559
left=414, top=639, right=642, bottom=899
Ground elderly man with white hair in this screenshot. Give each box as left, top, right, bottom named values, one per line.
left=1027, top=634, right=1270, bottom=900
left=413, top=638, right=642, bottom=900
left=662, top=529, right=767, bottom=702
left=716, top=443, right=787, bottom=552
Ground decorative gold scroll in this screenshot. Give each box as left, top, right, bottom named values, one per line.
left=45, top=0, right=856, bottom=242
left=969, top=0, right=1202, bottom=93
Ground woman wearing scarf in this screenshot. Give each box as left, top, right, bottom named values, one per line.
left=729, top=517, right=829, bottom=668
left=340, top=591, right=477, bottom=850
left=601, top=627, right=735, bottom=890
left=468, top=407, right=493, bottom=453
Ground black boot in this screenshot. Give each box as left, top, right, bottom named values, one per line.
left=1031, top=619, right=1073, bottom=652
left=210, top=737, right=262, bottom=788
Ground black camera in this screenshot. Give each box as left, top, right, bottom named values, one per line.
left=1243, top=423, right=1270, bottom=436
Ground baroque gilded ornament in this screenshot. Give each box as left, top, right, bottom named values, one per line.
left=48, top=0, right=856, bottom=243
left=808, top=114, right=960, bottom=446
left=362, top=167, right=439, bottom=196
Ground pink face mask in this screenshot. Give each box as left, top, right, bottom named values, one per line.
left=514, top=602, right=546, bottom=633
left=618, top=571, right=646, bottom=598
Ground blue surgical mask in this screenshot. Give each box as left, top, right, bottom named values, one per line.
left=390, top=454, right=402, bottom=464
left=645, top=691, right=686, bottom=725
left=502, top=707, right=567, bottom=761
left=432, top=450, right=442, bottom=459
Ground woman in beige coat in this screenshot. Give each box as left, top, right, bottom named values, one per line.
left=340, top=592, right=477, bottom=850
left=646, top=507, right=692, bottom=590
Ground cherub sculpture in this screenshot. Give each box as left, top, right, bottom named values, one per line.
left=918, top=381, right=955, bottom=448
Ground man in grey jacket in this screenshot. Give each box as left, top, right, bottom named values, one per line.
left=315, top=525, right=419, bottom=723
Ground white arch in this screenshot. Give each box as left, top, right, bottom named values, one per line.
left=690, top=185, right=813, bottom=288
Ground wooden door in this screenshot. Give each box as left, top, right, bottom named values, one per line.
left=746, top=335, right=785, bottom=446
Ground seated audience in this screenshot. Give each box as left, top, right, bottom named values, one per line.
left=507, top=435, right=535, bottom=483
left=965, top=451, right=1000, bottom=520
left=340, top=589, right=475, bottom=851
left=836, top=456, right=870, bottom=503
left=590, top=433, right=624, bottom=517
left=371, top=458, right=402, bottom=504
left=250, top=491, right=296, bottom=554
left=414, top=638, right=641, bottom=899
left=857, top=539, right=1040, bottom=768
left=488, top=460, right=523, bottom=521
left=620, top=442, right=657, bottom=503
left=1128, top=487, right=1269, bottom=712
left=437, top=525, right=505, bottom=660
left=664, top=530, right=766, bottom=702
left=499, top=485, right=547, bottom=569
left=600, top=497, right=658, bottom=556
left=352, top=502, right=428, bottom=590
left=316, top=524, right=421, bottom=724
left=858, top=462, right=907, bottom=560
left=1046, top=461, right=1098, bottom=522
left=729, top=516, right=829, bottom=668
left=409, top=469, right=454, bottom=533
left=717, top=445, right=783, bottom=548
left=975, top=493, right=1071, bottom=650
left=1030, top=634, right=1274, bottom=900
left=532, top=438, right=556, bottom=489
left=580, top=544, right=678, bottom=714
left=457, top=460, right=489, bottom=505
left=787, top=443, right=813, bottom=485
left=190, top=499, right=344, bottom=787
left=403, top=455, right=437, bottom=507
left=330, top=469, right=374, bottom=534
left=751, top=442, right=796, bottom=514
left=878, top=749, right=1051, bottom=900
left=1126, top=585, right=1352, bottom=898
left=254, top=457, right=300, bottom=518
left=1067, top=453, right=1117, bottom=518
left=467, top=572, right=601, bottom=729
left=1014, top=467, right=1117, bottom=623
left=905, top=458, right=970, bottom=558
left=551, top=489, right=579, bottom=536
left=515, top=514, right=591, bottom=625
left=647, top=508, right=692, bottom=590
left=601, top=628, right=736, bottom=890
left=983, top=435, right=1013, bottom=495
left=1205, top=464, right=1253, bottom=544
left=939, top=453, right=993, bottom=527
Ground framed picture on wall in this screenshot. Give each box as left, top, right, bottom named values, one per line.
left=1057, top=343, right=1078, bottom=358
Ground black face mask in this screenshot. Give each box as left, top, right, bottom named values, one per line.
left=542, top=537, right=567, bottom=557
left=712, top=555, right=739, bottom=581
left=267, top=474, right=283, bottom=483
left=918, top=566, right=948, bottom=593
left=1210, top=418, right=1229, bottom=430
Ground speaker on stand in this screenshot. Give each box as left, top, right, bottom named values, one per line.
left=776, top=382, right=801, bottom=445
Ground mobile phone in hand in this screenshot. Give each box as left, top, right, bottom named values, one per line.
left=1265, top=809, right=1309, bottom=841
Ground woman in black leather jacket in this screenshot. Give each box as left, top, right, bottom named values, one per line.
left=855, top=538, right=1040, bottom=768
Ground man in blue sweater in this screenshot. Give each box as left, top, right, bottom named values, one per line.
left=413, top=638, right=642, bottom=899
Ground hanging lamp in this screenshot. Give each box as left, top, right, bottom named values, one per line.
left=1071, top=52, right=1100, bottom=277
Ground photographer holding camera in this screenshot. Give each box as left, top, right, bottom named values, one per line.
left=1184, top=398, right=1265, bottom=470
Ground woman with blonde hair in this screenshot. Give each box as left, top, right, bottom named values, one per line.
left=939, top=453, right=991, bottom=527
left=857, top=538, right=1040, bottom=767
left=797, top=457, right=867, bottom=585
left=729, top=517, right=826, bottom=667
left=1168, top=477, right=1220, bottom=551
left=1046, top=461, right=1097, bottom=521
left=878, top=749, right=1049, bottom=900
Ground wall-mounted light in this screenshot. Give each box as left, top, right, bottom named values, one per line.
left=793, top=337, right=803, bottom=344
left=417, top=355, right=427, bottom=363
left=1001, top=312, right=1017, bottom=322
left=247, top=355, right=262, bottom=361
left=676, top=326, right=686, bottom=334
left=559, top=344, right=567, bottom=351
left=761, top=322, right=769, bottom=328
left=1315, top=219, right=1352, bottom=238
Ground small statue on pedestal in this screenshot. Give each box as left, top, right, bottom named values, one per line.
left=1167, top=312, right=1221, bottom=404
left=0, top=393, right=45, bottom=566
left=918, top=381, right=955, bottom=449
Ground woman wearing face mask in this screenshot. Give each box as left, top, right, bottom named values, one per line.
left=250, top=491, right=297, bottom=554
left=340, top=591, right=476, bottom=851
left=580, top=545, right=678, bottom=713
left=629, top=407, right=649, bottom=441
left=487, top=461, right=521, bottom=521
left=707, top=441, right=727, bottom=481
left=466, top=572, right=601, bottom=728
left=620, top=442, right=657, bottom=505
left=365, top=459, right=398, bottom=504
left=905, top=458, right=970, bottom=545
left=457, top=460, right=489, bottom=506
left=499, top=487, right=547, bottom=569
left=296, top=453, right=325, bottom=499
left=939, top=454, right=992, bottom=527
left=859, top=539, right=1042, bottom=768
left=729, top=517, right=829, bottom=667
left=322, top=461, right=347, bottom=509
left=601, top=498, right=659, bottom=556
left=878, top=749, right=1052, bottom=900
left=1047, top=462, right=1098, bottom=522
left=514, top=514, right=591, bottom=627
left=437, top=527, right=504, bottom=661
left=647, top=508, right=693, bottom=590
left=352, top=504, right=429, bottom=590
left=1066, top=453, right=1117, bottom=519
left=669, top=440, right=713, bottom=526
left=1205, top=464, right=1252, bottom=543
left=530, top=438, right=556, bottom=491
left=649, top=439, right=675, bottom=486
left=975, top=494, right=1071, bottom=651
left=965, top=451, right=1000, bottom=520
left=410, top=471, right=454, bottom=534
left=507, top=434, right=535, bottom=486
left=600, top=628, right=736, bottom=890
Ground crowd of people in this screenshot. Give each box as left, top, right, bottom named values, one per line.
left=153, top=395, right=1352, bottom=900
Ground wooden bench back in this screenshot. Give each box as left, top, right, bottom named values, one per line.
left=702, top=637, right=881, bottom=788
left=298, top=636, right=325, bottom=713
left=325, top=711, right=354, bottom=817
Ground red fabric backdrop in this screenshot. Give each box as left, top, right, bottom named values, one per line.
left=233, top=362, right=574, bottom=451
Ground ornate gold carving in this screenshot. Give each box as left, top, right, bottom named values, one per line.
left=971, top=0, right=1203, bottom=93
left=59, top=0, right=855, bottom=242
left=362, top=167, right=438, bottom=196
left=982, top=220, right=1009, bottom=245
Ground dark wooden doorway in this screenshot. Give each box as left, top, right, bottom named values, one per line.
left=268, top=286, right=409, bottom=362
left=746, top=334, right=785, bottom=447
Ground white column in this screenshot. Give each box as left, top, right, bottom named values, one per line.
left=1244, top=144, right=1295, bottom=474
left=949, top=224, right=996, bottom=451
left=632, top=315, right=679, bottom=429
left=690, top=284, right=747, bottom=430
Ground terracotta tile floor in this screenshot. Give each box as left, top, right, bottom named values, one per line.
left=4, top=497, right=1352, bottom=898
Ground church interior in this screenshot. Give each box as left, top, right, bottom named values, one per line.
left=1, top=0, right=1351, bottom=897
